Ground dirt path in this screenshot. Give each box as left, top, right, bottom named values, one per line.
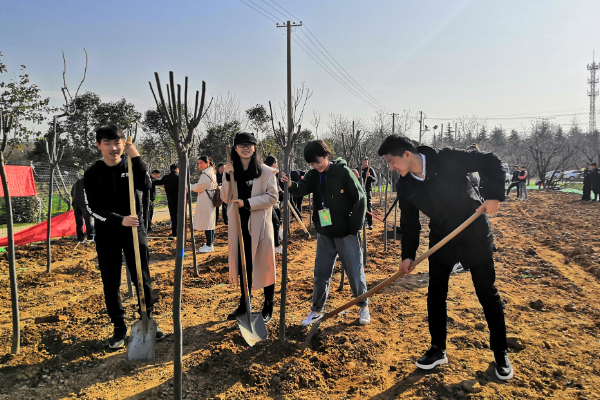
left=1, top=191, right=599, bottom=399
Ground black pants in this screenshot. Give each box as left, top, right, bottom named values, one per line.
left=506, top=182, right=519, bottom=196
left=237, top=212, right=275, bottom=302
left=594, top=189, right=599, bottom=201
left=143, top=200, right=154, bottom=230
left=74, top=204, right=95, bottom=241
left=216, top=202, right=228, bottom=224
left=292, top=196, right=303, bottom=219
left=365, top=190, right=373, bottom=226
left=582, top=182, right=591, bottom=200
left=272, top=207, right=280, bottom=247
left=205, top=230, right=215, bottom=246
left=167, top=198, right=178, bottom=235
left=427, top=256, right=507, bottom=352
left=95, top=223, right=154, bottom=325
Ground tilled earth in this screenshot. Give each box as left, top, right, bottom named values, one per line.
left=1, top=191, right=600, bottom=399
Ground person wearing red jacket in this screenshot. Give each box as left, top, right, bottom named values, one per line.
left=517, top=166, right=528, bottom=201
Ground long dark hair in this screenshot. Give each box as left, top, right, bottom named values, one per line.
left=231, top=145, right=263, bottom=182
left=198, top=155, right=215, bottom=173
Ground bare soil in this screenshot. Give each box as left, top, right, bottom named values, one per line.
left=1, top=191, right=600, bottom=399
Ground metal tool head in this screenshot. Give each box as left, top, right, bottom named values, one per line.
left=299, top=318, right=323, bottom=353
left=125, top=319, right=157, bottom=362
left=237, top=312, right=268, bottom=346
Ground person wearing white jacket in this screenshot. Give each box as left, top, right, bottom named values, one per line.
left=191, top=156, right=218, bottom=253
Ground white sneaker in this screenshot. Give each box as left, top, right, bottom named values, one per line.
left=301, top=311, right=322, bottom=327
left=279, top=227, right=284, bottom=241
left=451, top=262, right=464, bottom=273
left=198, top=244, right=214, bottom=253
left=359, top=306, right=371, bottom=325
left=275, top=246, right=283, bottom=254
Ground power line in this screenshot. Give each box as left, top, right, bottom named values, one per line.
left=427, top=112, right=588, bottom=121
left=245, top=0, right=286, bottom=23
left=239, top=0, right=279, bottom=23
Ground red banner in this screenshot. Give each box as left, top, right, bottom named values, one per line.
left=0, top=166, right=37, bottom=197
left=0, top=210, right=80, bottom=247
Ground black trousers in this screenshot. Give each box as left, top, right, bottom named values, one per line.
left=292, top=196, right=303, bottom=219
left=427, top=255, right=507, bottom=352
left=365, top=190, right=373, bottom=226
left=167, top=198, right=178, bottom=235
left=143, top=200, right=154, bottom=230
left=74, top=204, right=95, bottom=241
left=95, top=222, right=154, bottom=325
left=582, top=182, right=591, bottom=200
left=237, top=212, right=275, bottom=302
left=506, top=182, right=519, bottom=196
left=271, top=207, right=281, bottom=247
left=216, top=202, right=228, bottom=224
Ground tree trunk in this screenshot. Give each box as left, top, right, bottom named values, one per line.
left=46, top=165, right=55, bottom=273
left=186, top=160, right=198, bottom=276
left=279, top=149, right=291, bottom=343
left=384, top=172, right=388, bottom=252
left=0, top=156, right=20, bottom=354
left=173, top=152, right=188, bottom=400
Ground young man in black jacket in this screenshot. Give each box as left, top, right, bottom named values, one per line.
left=581, top=163, right=592, bottom=201
left=84, top=125, right=164, bottom=348
left=591, top=163, right=600, bottom=201
left=71, top=177, right=95, bottom=243
left=142, top=169, right=160, bottom=231
left=377, top=135, right=513, bottom=381
left=361, top=157, right=377, bottom=229
left=154, top=164, right=180, bottom=237
left=505, top=165, right=520, bottom=199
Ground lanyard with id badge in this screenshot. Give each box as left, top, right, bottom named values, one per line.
left=318, top=171, right=332, bottom=227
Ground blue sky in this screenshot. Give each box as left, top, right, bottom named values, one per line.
left=2, top=0, right=600, bottom=139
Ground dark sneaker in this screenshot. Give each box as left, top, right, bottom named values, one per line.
left=227, top=303, right=247, bottom=321
left=367, top=225, right=373, bottom=230
left=415, top=345, right=448, bottom=370
left=108, top=326, right=127, bottom=349
left=262, top=301, right=274, bottom=324
left=494, top=351, right=514, bottom=380
left=155, top=326, right=166, bottom=342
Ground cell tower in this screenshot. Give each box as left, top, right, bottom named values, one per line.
left=588, top=51, right=599, bottom=133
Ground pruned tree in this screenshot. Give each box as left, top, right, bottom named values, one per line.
left=310, top=110, right=321, bottom=139
left=46, top=49, right=87, bottom=273
left=148, top=72, right=210, bottom=400
left=1, top=53, right=55, bottom=354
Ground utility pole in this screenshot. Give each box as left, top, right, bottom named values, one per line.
left=588, top=51, right=599, bottom=133
left=418, top=111, right=424, bottom=145
left=276, top=19, right=302, bottom=344
left=390, top=113, right=398, bottom=134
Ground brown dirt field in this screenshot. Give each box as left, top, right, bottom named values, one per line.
left=1, top=191, right=600, bottom=399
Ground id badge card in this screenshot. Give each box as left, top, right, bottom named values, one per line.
left=318, top=208, right=333, bottom=227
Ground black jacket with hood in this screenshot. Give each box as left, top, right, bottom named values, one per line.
left=289, top=158, right=366, bottom=238
left=397, top=146, right=505, bottom=266
left=84, top=156, right=151, bottom=232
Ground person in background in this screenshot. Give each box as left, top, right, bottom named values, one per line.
left=581, top=163, right=592, bottom=201
left=215, top=163, right=228, bottom=225
left=290, top=169, right=306, bottom=219
left=142, top=169, right=160, bottom=231
left=282, top=140, right=370, bottom=327
left=361, top=157, right=378, bottom=230
left=505, top=165, right=520, bottom=199
left=153, top=164, right=179, bottom=237
left=351, top=169, right=360, bottom=179
left=265, top=156, right=283, bottom=254
left=221, top=133, right=278, bottom=323
left=191, top=156, right=218, bottom=253
left=71, top=176, right=95, bottom=244
left=591, top=163, right=600, bottom=202
left=518, top=166, right=528, bottom=201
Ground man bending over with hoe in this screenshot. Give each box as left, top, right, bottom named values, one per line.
left=377, top=135, right=513, bottom=381
left=84, top=125, right=165, bottom=349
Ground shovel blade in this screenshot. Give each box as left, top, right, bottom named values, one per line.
left=125, top=319, right=157, bottom=362
left=299, top=319, right=323, bottom=353
left=236, top=312, right=268, bottom=346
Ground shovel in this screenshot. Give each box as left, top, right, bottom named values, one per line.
left=125, top=136, right=157, bottom=362
left=288, top=199, right=311, bottom=238
left=226, top=145, right=268, bottom=346
left=300, top=209, right=484, bottom=352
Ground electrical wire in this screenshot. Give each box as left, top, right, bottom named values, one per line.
left=239, top=0, right=279, bottom=23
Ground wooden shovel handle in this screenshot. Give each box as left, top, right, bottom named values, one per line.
left=126, top=136, right=147, bottom=316
left=322, top=209, right=484, bottom=320
left=226, top=146, right=251, bottom=299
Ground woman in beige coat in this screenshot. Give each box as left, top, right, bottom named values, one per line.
left=221, top=132, right=278, bottom=323
left=191, top=156, right=217, bottom=253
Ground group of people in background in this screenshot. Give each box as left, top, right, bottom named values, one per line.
left=505, top=165, right=529, bottom=201
left=582, top=162, right=600, bottom=201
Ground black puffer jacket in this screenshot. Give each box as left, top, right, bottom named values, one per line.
left=397, top=146, right=505, bottom=265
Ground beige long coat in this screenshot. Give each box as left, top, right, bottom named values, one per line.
left=191, top=167, right=217, bottom=231
left=220, top=164, right=278, bottom=290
